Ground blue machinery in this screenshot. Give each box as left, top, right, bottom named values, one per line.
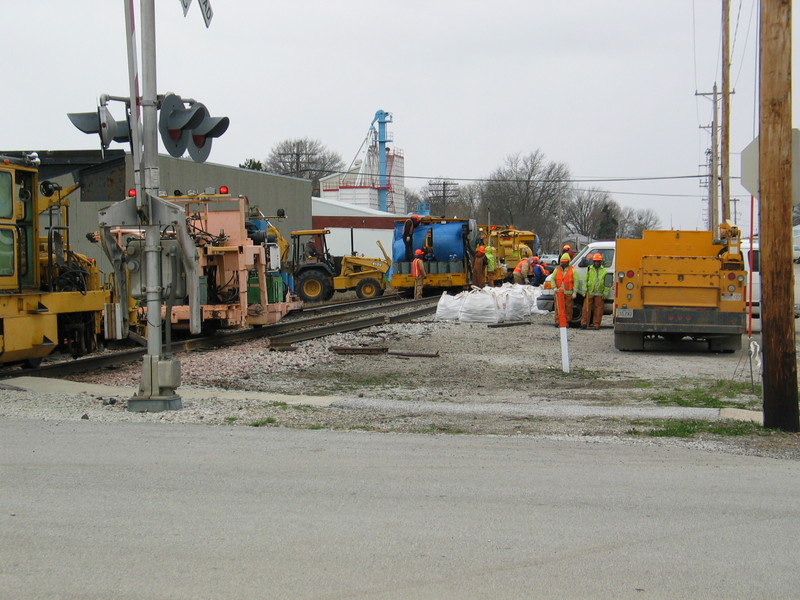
left=371, top=110, right=392, bottom=212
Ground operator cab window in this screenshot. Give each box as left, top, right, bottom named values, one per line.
left=0, top=171, right=12, bottom=219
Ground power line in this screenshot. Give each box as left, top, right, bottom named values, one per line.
left=330, top=170, right=706, bottom=185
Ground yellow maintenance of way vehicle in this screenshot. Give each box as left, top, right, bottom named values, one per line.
left=0, top=154, right=111, bottom=366
left=613, top=223, right=746, bottom=352
left=480, top=225, right=539, bottom=284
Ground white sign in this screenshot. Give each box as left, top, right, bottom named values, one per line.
left=198, top=0, right=213, bottom=27
left=179, top=0, right=192, bottom=17
left=740, top=129, right=800, bottom=205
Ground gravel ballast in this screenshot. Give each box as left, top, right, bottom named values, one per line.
left=1, top=305, right=797, bottom=459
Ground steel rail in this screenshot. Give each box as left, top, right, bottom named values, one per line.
left=266, top=303, right=438, bottom=346
left=2, top=297, right=439, bottom=380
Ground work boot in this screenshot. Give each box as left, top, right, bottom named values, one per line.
left=580, top=324, right=587, bottom=329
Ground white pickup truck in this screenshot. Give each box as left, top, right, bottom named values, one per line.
left=536, top=241, right=616, bottom=322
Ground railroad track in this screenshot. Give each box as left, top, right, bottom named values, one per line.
left=2, top=295, right=439, bottom=380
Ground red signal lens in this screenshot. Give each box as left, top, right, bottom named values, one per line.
left=626, top=270, right=634, bottom=278
left=128, top=189, right=137, bottom=197
left=728, top=272, right=736, bottom=280
left=219, top=186, right=229, bottom=194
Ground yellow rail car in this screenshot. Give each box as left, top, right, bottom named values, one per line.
left=0, top=154, right=110, bottom=366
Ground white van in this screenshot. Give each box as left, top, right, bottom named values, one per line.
left=536, top=240, right=616, bottom=314
left=739, top=239, right=761, bottom=315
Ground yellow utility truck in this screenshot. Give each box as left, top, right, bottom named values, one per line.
left=613, top=223, right=746, bottom=352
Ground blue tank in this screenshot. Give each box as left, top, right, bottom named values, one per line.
left=392, top=220, right=476, bottom=262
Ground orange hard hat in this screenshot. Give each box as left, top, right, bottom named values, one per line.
left=531, top=256, right=539, bottom=263
left=562, top=244, right=571, bottom=250
left=478, top=245, right=485, bottom=252
left=592, top=253, right=603, bottom=261
left=415, top=249, right=425, bottom=256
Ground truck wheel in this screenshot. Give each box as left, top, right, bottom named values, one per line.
left=355, top=278, right=383, bottom=299
left=709, top=334, right=741, bottom=353
left=296, top=270, right=332, bottom=303
left=614, top=332, right=644, bottom=351
left=569, top=298, right=584, bottom=327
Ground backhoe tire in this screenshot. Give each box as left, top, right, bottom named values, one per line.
left=296, top=270, right=333, bottom=303
left=355, top=278, right=383, bottom=299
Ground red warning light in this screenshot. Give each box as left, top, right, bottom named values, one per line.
left=128, top=189, right=137, bottom=197
left=219, top=186, right=229, bottom=194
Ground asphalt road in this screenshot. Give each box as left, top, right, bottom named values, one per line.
left=3, top=419, right=800, bottom=599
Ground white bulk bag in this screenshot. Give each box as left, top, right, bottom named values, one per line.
left=458, top=288, right=503, bottom=323
left=435, top=291, right=465, bottom=321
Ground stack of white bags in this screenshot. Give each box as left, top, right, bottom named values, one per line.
left=435, top=284, right=550, bottom=323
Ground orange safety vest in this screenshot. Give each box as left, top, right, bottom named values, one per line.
left=554, top=265, right=575, bottom=293
left=412, top=257, right=425, bottom=277
left=513, top=259, right=530, bottom=274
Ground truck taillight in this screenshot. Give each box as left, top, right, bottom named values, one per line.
left=727, top=272, right=736, bottom=280
left=626, top=270, right=634, bottom=278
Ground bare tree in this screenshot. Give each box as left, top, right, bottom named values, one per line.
left=483, top=151, right=571, bottom=250
left=264, top=138, right=344, bottom=180
left=404, top=188, right=423, bottom=214
left=618, top=207, right=662, bottom=238
left=564, top=187, right=613, bottom=240
left=454, top=183, right=486, bottom=221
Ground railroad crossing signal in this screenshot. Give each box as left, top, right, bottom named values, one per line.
left=158, top=93, right=229, bottom=163
left=68, top=104, right=130, bottom=150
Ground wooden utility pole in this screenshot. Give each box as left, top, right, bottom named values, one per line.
left=711, top=84, right=720, bottom=231
left=696, top=86, right=720, bottom=230
left=760, top=0, right=798, bottom=431
left=721, top=0, right=731, bottom=222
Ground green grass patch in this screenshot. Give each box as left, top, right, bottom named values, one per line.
left=627, top=419, right=767, bottom=438
left=649, top=379, right=761, bottom=409
left=546, top=366, right=604, bottom=379
left=320, top=372, right=405, bottom=392
left=269, top=401, right=309, bottom=412
left=224, top=416, right=238, bottom=423
left=250, top=417, right=276, bottom=427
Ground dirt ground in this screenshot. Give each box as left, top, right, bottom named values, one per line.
left=43, top=305, right=800, bottom=460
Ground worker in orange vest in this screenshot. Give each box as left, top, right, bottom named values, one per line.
left=472, top=246, right=487, bottom=288
left=412, top=249, right=427, bottom=299
left=552, top=253, right=579, bottom=326
left=512, top=256, right=531, bottom=285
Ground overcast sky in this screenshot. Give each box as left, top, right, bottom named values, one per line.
left=2, top=1, right=797, bottom=234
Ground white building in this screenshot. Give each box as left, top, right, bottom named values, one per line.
left=319, top=148, right=406, bottom=214
left=312, top=196, right=398, bottom=258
